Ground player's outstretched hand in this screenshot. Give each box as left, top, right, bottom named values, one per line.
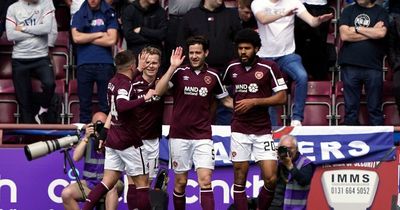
left=138, top=52, right=150, bottom=72
left=235, top=99, right=256, bottom=114
left=170, top=47, right=185, bottom=68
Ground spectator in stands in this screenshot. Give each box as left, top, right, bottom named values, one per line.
left=387, top=0, right=400, bottom=114
left=82, top=50, right=157, bottom=210
left=71, top=0, right=118, bottom=123
left=6, top=0, right=56, bottom=124
left=178, top=0, right=242, bottom=125
left=61, top=112, right=124, bottom=210
left=251, top=0, right=333, bottom=126
left=338, top=0, right=388, bottom=125
left=165, top=0, right=201, bottom=68
left=155, top=36, right=232, bottom=210
left=65, top=0, right=114, bottom=17
left=223, top=29, right=287, bottom=210
left=238, top=0, right=257, bottom=29
left=269, top=135, right=315, bottom=210
left=294, top=0, right=334, bottom=80
left=121, top=0, right=167, bottom=57
left=177, top=0, right=242, bottom=73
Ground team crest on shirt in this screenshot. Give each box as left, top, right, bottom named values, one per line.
left=204, top=76, right=212, bottom=84
left=231, top=151, right=237, bottom=157
left=172, top=161, right=178, bottom=168
left=255, top=71, right=264, bottom=80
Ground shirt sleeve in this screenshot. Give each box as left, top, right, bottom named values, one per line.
left=338, top=6, right=352, bottom=27
left=212, top=73, right=229, bottom=99
left=5, top=4, right=34, bottom=41
left=294, top=0, right=307, bottom=16
left=269, top=62, right=288, bottom=93
left=24, top=0, right=54, bottom=35
left=251, top=0, right=268, bottom=15
left=106, top=10, right=118, bottom=30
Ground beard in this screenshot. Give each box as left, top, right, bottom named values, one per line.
left=240, top=54, right=256, bottom=66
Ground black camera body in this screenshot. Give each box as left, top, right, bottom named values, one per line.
left=91, top=120, right=105, bottom=138
left=277, top=146, right=289, bottom=158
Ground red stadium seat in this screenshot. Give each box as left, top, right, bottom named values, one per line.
left=334, top=81, right=368, bottom=125
left=382, top=81, right=400, bottom=126
left=50, top=31, right=70, bottom=81
left=291, top=81, right=333, bottom=125
left=0, top=80, right=19, bottom=123
left=67, top=80, right=100, bottom=124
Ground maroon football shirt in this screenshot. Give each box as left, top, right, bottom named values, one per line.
left=106, top=73, right=144, bottom=150
left=223, top=57, right=287, bottom=134
left=132, top=74, right=163, bottom=140
left=169, top=65, right=228, bottom=139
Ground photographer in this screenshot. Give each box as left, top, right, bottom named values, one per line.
left=61, top=112, right=123, bottom=210
left=269, top=135, right=315, bottom=210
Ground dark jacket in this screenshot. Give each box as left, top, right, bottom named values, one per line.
left=177, top=4, right=242, bottom=71
left=122, top=1, right=167, bottom=55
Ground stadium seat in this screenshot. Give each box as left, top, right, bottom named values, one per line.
left=50, top=31, right=70, bottom=81
left=382, top=81, right=400, bottom=126
left=291, top=81, right=333, bottom=125
left=334, top=81, right=368, bottom=125
left=67, top=79, right=100, bottom=124
left=0, top=79, right=19, bottom=123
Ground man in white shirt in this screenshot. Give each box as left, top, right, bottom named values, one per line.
left=251, top=0, right=332, bottom=126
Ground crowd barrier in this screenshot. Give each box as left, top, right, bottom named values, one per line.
left=0, top=125, right=399, bottom=210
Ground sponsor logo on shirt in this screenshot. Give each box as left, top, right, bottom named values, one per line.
left=235, top=83, right=259, bottom=93
left=184, top=86, right=208, bottom=97
left=91, top=18, right=105, bottom=27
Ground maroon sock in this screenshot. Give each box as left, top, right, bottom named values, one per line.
left=200, top=188, right=215, bottom=210
left=257, top=185, right=275, bottom=210
left=134, top=187, right=151, bottom=210
left=127, top=184, right=136, bottom=210
left=173, top=190, right=186, bottom=210
left=82, top=182, right=109, bottom=210
left=233, top=184, right=248, bottom=210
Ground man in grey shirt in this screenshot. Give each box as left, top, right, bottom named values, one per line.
left=6, top=0, right=56, bottom=124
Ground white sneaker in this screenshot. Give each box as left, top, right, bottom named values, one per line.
left=290, top=120, right=302, bottom=126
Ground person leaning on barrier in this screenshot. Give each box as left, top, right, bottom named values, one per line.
left=61, top=112, right=123, bottom=210
left=269, top=135, right=315, bottom=210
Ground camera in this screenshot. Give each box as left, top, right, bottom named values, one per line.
left=24, top=135, right=79, bottom=161
left=91, top=120, right=105, bottom=138
left=277, top=146, right=289, bottom=158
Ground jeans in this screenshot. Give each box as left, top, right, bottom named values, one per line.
left=265, top=53, right=308, bottom=121
left=341, top=65, right=383, bottom=125
left=77, top=64, right=114, bottom=123
left=12, top=57, right=55, bottom=123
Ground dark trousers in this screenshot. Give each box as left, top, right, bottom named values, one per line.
left=341, top=65, right=384, bottom=125
left=77, top=64, right=114, bottom=123
left=12, top=57, right=55, bottom=123
left=394, top=70, right=400, bottom=114
left=295, top=4, right=333, bottom=80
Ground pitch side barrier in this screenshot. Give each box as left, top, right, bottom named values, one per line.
left=0, top=125, right=399, bottom=210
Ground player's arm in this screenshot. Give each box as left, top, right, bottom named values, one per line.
left=297, top=10, right=333, bottom=28
left=71, top=28, right=104, bottom=44
left=220, top=95, right=234, bottom=109
left=72, top=124, right=94, bottom=161
left=155, top=47, right=185, bottom=96
left=92, top=28, right=118, bottom=47
left=116, top=90, right=156, bottom=112
left=20, top=10, right=54, bottom=35
left=253, top=8, right=297, bottom=25
left=339, top=25, right=369, bottom=42
left=235, top=90, right=286, bottom=114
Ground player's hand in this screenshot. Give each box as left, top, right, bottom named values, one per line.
left=144, top=89, right=157, bottom=101
left=15, top=25, right=24, bottom=31
left=170, top=47, right=185, bottom=68
left=138, top=52, right=150, bottom=72
left=235, top=99, right=256, bottom=114
left=97, top=140, right=105, bottom=154
left=279, top=155, right=293, bottom=170
left=318, top=13, right=333, bottom=23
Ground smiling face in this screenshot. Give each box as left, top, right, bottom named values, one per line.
left=188, top=44, right=208, bottom=70
left=143, top=54, right=160, bottom=79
